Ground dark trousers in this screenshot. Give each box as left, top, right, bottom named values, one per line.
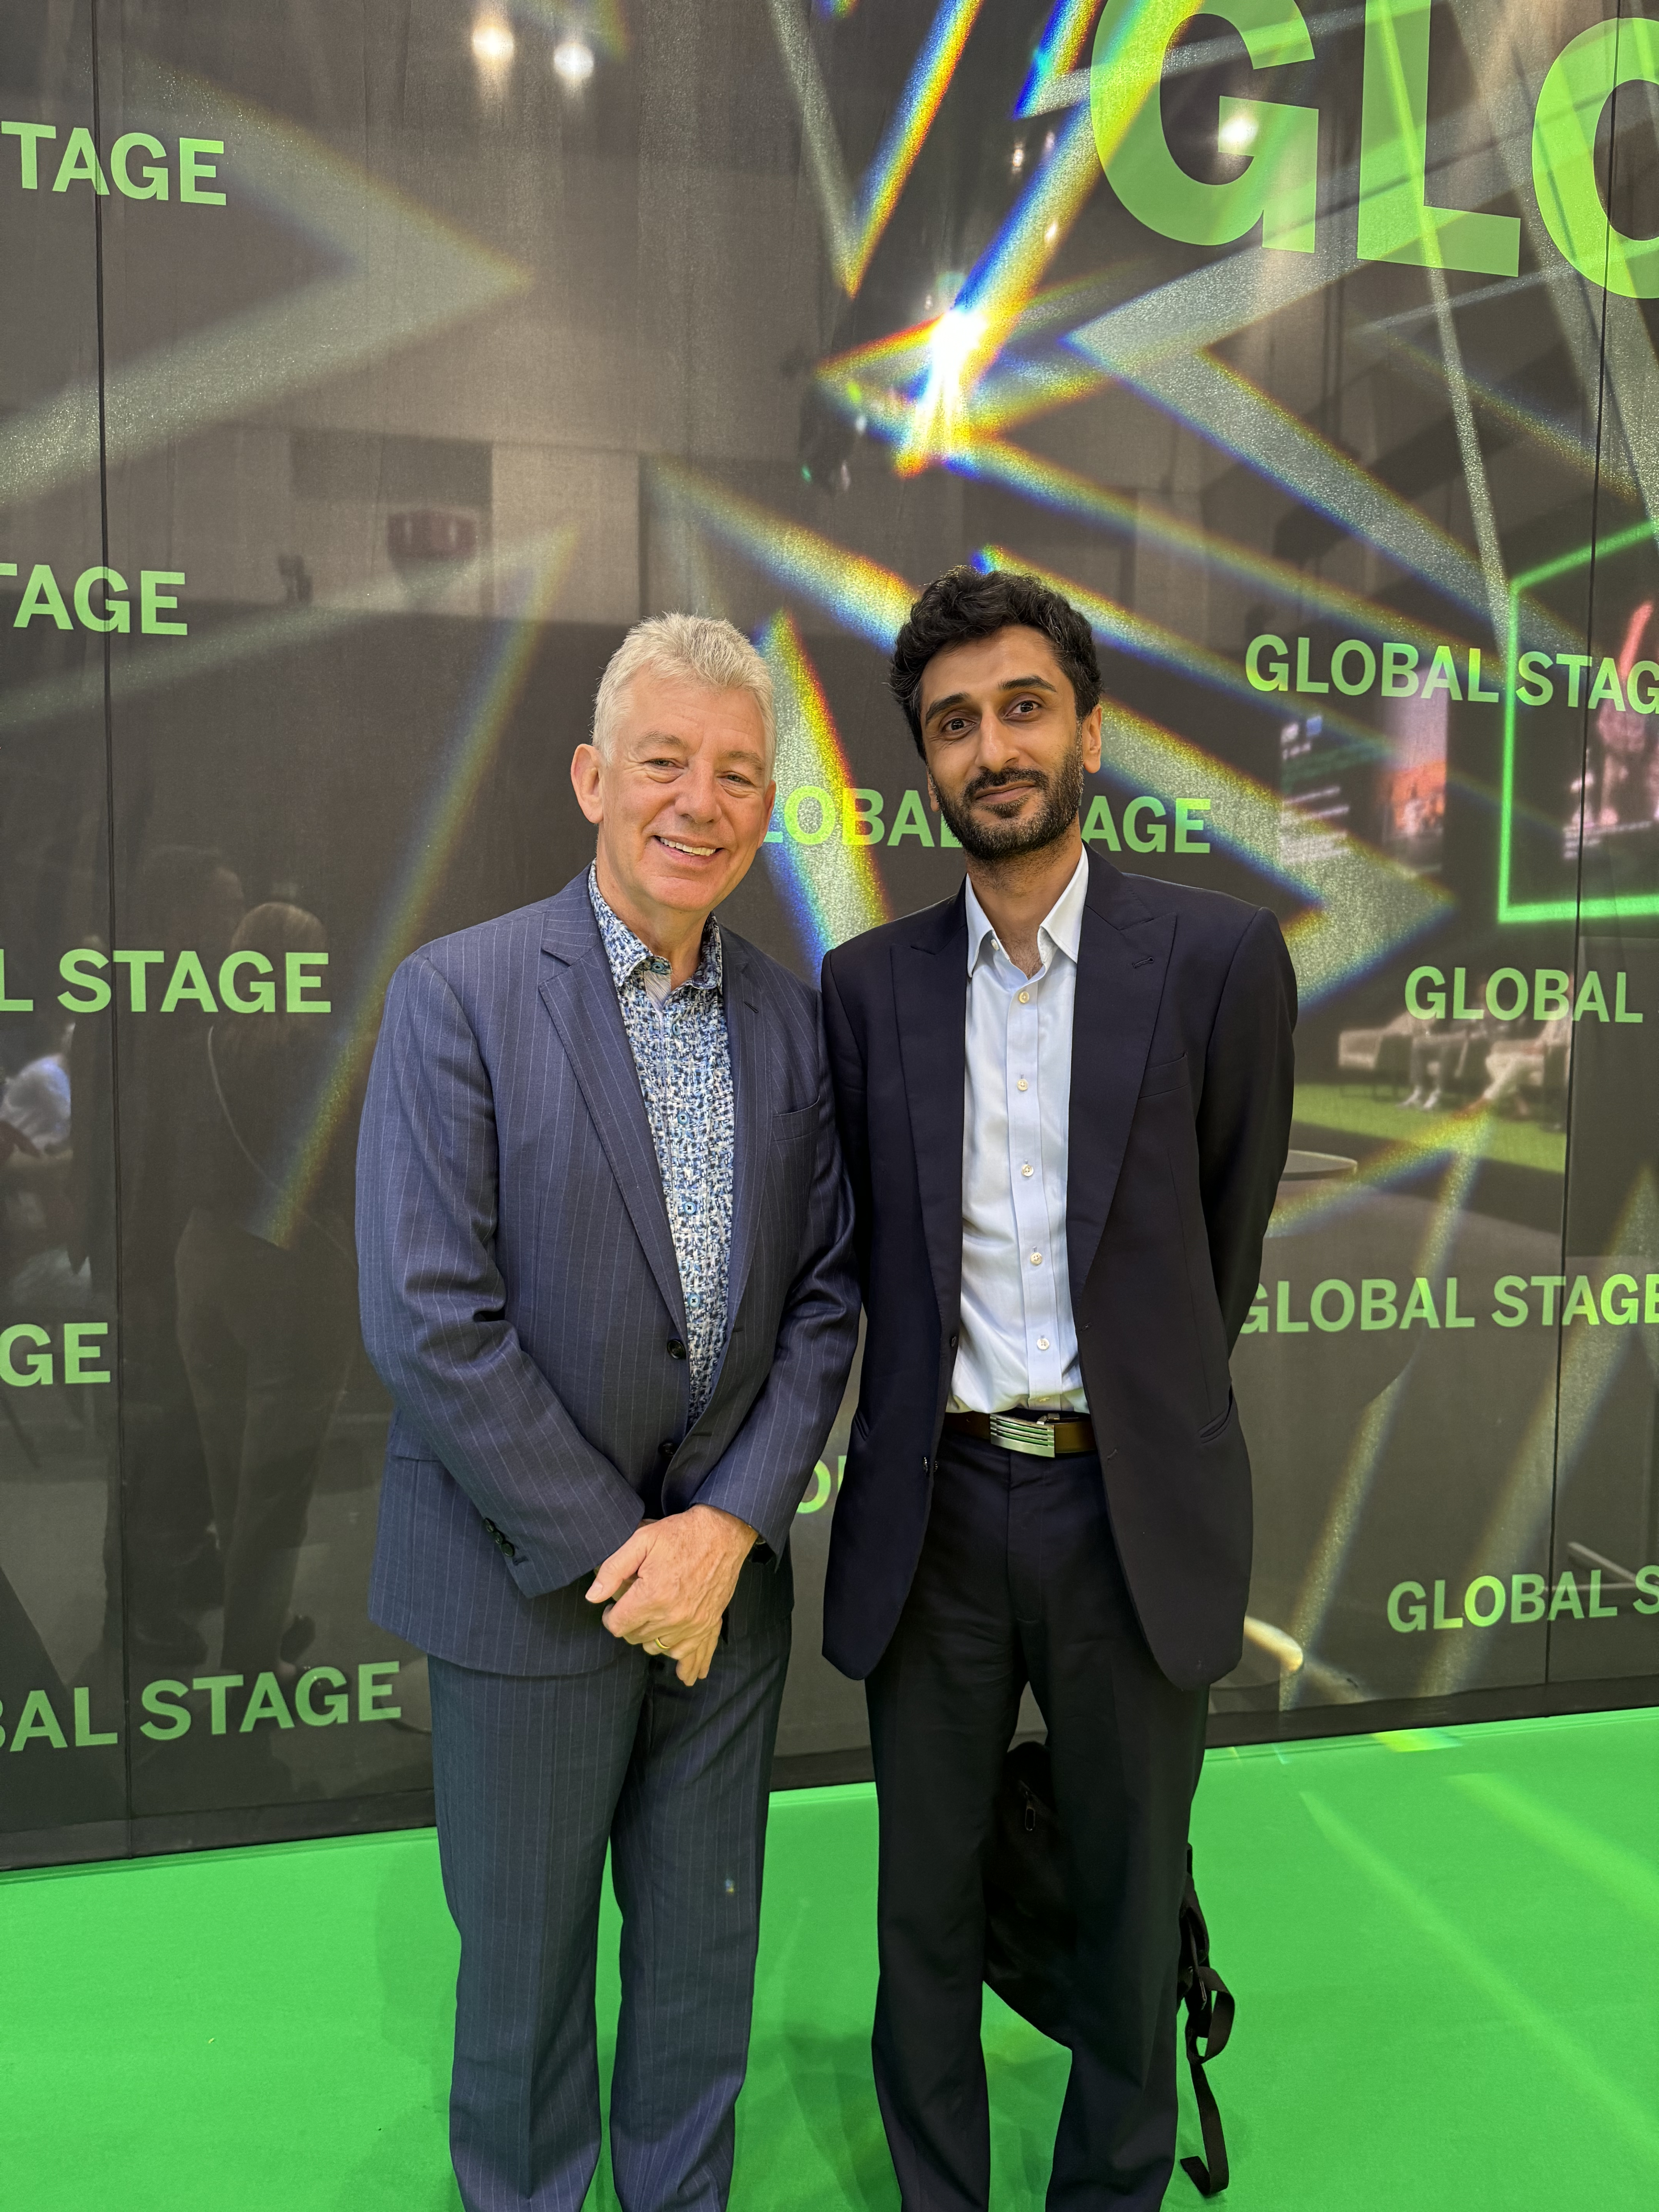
left=428, top=1615, right=790, bottom=2212
left=174, top=1209, right=356, bottom=1673
left=117, top=1262, right=216, bottom=1638
left=865, top=1431, right=1208, bottom=2212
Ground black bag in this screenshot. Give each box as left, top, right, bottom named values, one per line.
left=983, top=1740, right=1235, bottom=2197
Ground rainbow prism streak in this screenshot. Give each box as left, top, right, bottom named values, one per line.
left=1015, top=0, right=1103, bottom=118
left=771, top=0, right=987, bottom=295
left=758, top=610, right=891, bottom=966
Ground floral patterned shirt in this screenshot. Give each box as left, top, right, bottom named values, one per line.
left=589, top=867, right=733, bottom=1421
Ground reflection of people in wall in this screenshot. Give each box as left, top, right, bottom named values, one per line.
left=175, top=903, right=357, bottom=1684
left=93, top=845, right=246, bottom=1665
left=1, top=1016, right=72, bottom=1147
left=1575, top=601, right=1659, bottom=835
left=1398, top=981, right=1525, bottom=1113
left=1482, top=1013, right=1572, bottom=1123
left=1399, top=1009, right=1459, bottom=1111
left=0, top=1016, right=77, bottom=1300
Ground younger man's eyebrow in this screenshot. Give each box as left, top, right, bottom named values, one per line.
left=922, top=689, right=970, bottom=728
left=924, top=673, right=1057, bottom=727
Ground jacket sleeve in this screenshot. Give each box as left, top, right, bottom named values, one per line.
left=355, top=952, right=644, bottom=1595
left=690, top=997, right=860, bottom=1556
left=1196, top=907, right=1298, bottom=1348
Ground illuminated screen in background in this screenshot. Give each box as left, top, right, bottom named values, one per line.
left=2, top=0, right=1659, bottom=1865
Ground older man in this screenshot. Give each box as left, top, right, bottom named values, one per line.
left=357, top=614, right=858, bottom=2212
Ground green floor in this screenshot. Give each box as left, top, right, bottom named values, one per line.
left=4, top=1709, right=1657, bottom=2209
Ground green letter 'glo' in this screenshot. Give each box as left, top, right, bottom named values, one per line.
left=1358, top=0, right=1520, bottom=274
left=1093, top=0, right=1318, bottom=254
left=1533, top=19, right=1659, bottom=299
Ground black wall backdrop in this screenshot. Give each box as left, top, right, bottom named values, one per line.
left=5, top=0, right=1659, bottom=1867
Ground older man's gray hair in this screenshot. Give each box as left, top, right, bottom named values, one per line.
left=592, top=613, right=776, bottom=772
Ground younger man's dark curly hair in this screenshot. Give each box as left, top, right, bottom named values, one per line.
left=888, top=566, right=1102, bottom=756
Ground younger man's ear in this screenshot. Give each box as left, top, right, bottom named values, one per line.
left=1082, top=704, right=1104, bottom=775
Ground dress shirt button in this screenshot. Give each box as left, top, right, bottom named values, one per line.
left=667, top=1337, right=688, bottom=1360
left=1018, top=989, right=1030, bottom=1003
left=1017, top=1077, right=1029, bottom=1092
left=1029, top=1250, right=1042, bottom=1266
left=1038, top=1336, right=1050, bottom=1351
left=1020, top=1162, right=1034, bottom=1178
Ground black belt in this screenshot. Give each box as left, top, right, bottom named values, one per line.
left=943, top=1409, right=1097, bottom=1459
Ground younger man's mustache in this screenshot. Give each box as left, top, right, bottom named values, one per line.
left=964, top=769, right=1047, bottom=804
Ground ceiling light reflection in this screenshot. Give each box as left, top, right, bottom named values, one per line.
left=471, top=14, right=515, bottom=67
left=929, top=305, right=986, bottom=374
left=471, top=13, right=517, bottom=89
left=553, top=38, right=597, bottom=85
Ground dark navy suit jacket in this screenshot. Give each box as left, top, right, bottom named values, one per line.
left=820, top=852, right=1296, bottom=1692
left=357, top=872, right=859, bottom=1676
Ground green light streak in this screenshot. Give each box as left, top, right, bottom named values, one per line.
left=1302, top=1791, right=1659, bottom=2168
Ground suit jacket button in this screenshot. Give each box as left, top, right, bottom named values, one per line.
left=660, top=1439, right=677, bottom=1459
left=948, top=1330, right=958, bottom=1351
left=667, top=1337, right=688, bottom=1360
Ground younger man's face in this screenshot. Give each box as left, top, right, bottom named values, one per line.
left=915, top=625, right=1102, bottom=861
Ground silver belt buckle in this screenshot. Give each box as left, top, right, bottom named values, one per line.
left=989, top=1411, right=1057, bottom=1458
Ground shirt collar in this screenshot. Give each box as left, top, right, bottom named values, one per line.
left=963, top=847, right=1089, bottom=975
left=588, top=864, right=723, bottom=996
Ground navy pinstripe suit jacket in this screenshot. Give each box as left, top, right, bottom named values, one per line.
left=357, top=872, right=860, bottom=1676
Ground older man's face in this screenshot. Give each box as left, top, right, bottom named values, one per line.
left=572, top=673, right=775, bottom=938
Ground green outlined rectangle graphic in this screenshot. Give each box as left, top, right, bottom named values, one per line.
left=1501, top=520, right=1659, bottom=924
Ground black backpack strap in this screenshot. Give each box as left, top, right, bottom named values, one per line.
left=1178, top=1851, right=1234, bottom=2197
left=1178, top=1958, right=1234, bottom=2195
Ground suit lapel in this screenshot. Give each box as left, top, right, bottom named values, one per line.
left=1067, top=854, right=1173, bottom=1316
left=538, top=879, right=687, bottom=1333
left=721, top=932, right=770, bottom=1328
left=893, top=888, right=969, bottom=1327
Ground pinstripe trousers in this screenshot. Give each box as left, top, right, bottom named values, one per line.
left=428, top=1619, right=790, bottom=2212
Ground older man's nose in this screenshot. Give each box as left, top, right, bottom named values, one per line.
left=676, top=766, right=721, bottom=820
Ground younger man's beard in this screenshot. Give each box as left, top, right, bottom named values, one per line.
left=934, top=724, right=1086, bottom=861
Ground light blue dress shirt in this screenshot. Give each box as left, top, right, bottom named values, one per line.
left=950, top=850, right=1091, bottom=1414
